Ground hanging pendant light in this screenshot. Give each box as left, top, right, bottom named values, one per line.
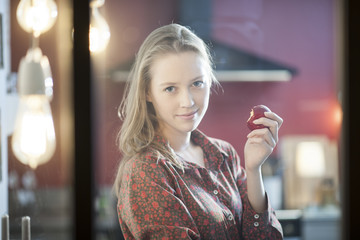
left=12, top=0, right=57, bottom=169
left=89, top=0, right=110, bottom=53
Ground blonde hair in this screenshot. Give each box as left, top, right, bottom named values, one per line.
left=113, top=23, right=218, bottom=198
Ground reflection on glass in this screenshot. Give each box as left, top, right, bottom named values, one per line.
left=7, top=0, right=72, bottom=239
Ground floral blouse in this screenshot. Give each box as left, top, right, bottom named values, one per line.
left=117, top=130, right=283, bottom=239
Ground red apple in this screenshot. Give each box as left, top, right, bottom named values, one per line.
left=247, top=105, right=271, bottom=130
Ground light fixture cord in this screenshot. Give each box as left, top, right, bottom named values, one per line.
left=30, top=35, right=39, bottom=49
left=29, top=0, right=39, bottom=49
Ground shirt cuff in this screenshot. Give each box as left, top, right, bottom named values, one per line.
left=243, top=192, right=274, bottom=229
left=242, top=192, right=284, bottom=239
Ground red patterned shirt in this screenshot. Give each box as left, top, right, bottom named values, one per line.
left=117, top=130, right=283, bottom=239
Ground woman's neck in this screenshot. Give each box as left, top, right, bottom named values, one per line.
left=160, top=128, right=205, bottom=168
left=160, top=127, right=192, bottom=152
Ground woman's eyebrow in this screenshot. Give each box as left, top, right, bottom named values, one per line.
left=190, top=75, right=205, bottom=81
left=159, top=82, right=178, bottom=87
left=158, top=75, right=205, bottom=87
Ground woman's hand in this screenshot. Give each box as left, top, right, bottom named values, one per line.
left=244, top=111, right=283, bottom=172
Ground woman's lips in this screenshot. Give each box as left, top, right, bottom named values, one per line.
left=177, top=110, right=198, bottom=120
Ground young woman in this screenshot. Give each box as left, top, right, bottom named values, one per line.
left=114, top=23, right=283, bottom=239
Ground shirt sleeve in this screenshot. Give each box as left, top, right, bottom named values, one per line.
left=117, top=158, right=201, bottom=240
left=230, top=145, right=284, bottom=239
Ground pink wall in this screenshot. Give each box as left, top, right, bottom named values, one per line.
left=203, top=0, right=340, bottom=163
left=103, top=0, right=178, bottom=70
left=96, top=0, right=341, bottom=185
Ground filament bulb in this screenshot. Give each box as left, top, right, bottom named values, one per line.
left=90, top=0, right=110, bottom=53
left=12, top=96, right=56, bottom=169
left=16, top=0, right=58, bottom=37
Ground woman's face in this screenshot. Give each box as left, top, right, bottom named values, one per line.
left=147, top=51, right=211, bottom=137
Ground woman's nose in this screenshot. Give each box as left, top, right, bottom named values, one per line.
left=179, top=89, right=194, bottom=108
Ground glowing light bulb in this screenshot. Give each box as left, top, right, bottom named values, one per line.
left=16, top=0, right=58, bottom=37
left=12, top=47, right=56, bottom=169
left=90, top=0, right=110, bottom=53
left=12, top=96, right=56, bottom=169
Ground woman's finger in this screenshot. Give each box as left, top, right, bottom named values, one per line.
left=247, top=128, right=276, bottom=148
left=250, top=118, right=279, bottom=142
left=264, top=111, right=283, bottom=128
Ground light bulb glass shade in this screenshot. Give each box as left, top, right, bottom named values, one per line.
left=18, top=47, right=53, bottom=100
left=12, top=95, right=56, bottom=169
left=90, top=7, right=110, bottom=53
left=16, top=0, right=58, bottom=37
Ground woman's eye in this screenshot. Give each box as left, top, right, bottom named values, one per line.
left=165, top=86, right=175, bottom=92
left=193, top=80, right=204, bottom=87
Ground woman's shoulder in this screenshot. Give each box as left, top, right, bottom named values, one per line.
left=123, top=150, right=160, bottom=171
left=119, top=150, right=178, bottom=194
left=122, top=149, right=175, bottom=180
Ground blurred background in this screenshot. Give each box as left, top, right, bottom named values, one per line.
left=0, top=0, right=348, bottom=239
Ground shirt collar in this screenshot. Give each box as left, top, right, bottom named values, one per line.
left=191, top=129, right=228, bottom=170
left=153, top=130, right=228, bottom=170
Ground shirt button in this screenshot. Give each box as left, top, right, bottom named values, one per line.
left=254, top=214, right=259, bottom=219
left=254, top=222, right=259, bottom=227
left=228, top=215, right=233, bottom=221
left=213, top=190, right=219, bottom=195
